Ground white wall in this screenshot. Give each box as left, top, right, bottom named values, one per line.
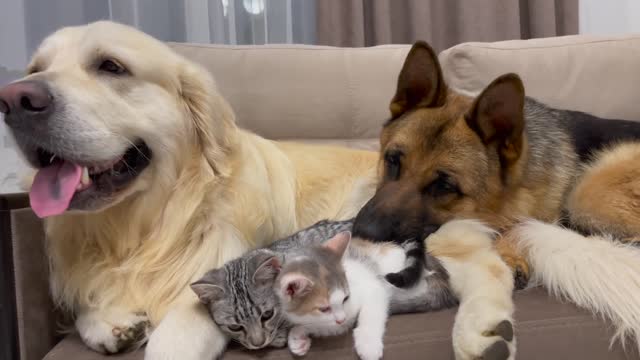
left=580, top=0, right=640, bottom=35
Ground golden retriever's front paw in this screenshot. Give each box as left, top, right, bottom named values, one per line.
left=111, top=315, right=150, bottom=352
left=76, top=309, right=149, bottom=354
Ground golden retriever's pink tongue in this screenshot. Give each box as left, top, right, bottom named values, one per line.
left=30, top=161, right=82, bottom=218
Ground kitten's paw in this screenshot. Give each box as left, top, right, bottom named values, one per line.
left=353, top=327, right=383, bottom=360
left=453, top=313, right=515, bottom=360
left=76, top=309, right=149, bottom=354
left=288, top=327, right=311, bottom=356
left=144, top=303, right=228, bottom=360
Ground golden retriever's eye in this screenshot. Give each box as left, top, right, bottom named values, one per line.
left=27, top=67, right=40, bottom=75
left=98, top=59, right=127, bottom=75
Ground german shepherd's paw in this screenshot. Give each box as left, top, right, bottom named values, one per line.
left=453, top=309, right=515, bottom=360
left=495, top=230, right=530, bottom=290
left=504, top=257, right=530, bottom=290
left=479, top=320, right=514, bottom=360
left=75, top=309, right=150, bottom=354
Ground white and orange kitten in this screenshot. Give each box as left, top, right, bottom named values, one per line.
left=275, top=232, right=408, bottom=360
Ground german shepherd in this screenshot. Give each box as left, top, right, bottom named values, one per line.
left=353, top=42, right=640, bottom=358
left=354, top=41, right=640, bottom=280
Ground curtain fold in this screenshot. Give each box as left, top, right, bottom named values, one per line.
left=317, top=0, right=579, bottom=50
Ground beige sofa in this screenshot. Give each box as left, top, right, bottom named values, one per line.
left=3, top=34, right=640, bottom=360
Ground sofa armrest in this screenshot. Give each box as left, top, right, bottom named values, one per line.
left=1, top=193, right=60, bottom=360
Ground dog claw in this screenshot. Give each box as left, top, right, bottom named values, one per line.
left=514, top=266, right=529, bottom=290
left=112, top=318, right=150, bottom=353
left=483, top=320, right=514, bottom=342
left=478, top=340, right=510, bottom=360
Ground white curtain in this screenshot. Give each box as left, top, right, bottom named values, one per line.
left=1, top=0, right=316, bottom=73
left=0, top=0, right=316, bottom=194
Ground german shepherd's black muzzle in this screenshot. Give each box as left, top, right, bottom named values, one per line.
left=353, top=181, right=441, bottom=243
left=352, top=182, right=442, bottom=288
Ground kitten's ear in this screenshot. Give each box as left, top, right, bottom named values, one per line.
left=322, top=231, right=351, bottom=259
left=252, top=251, right=283, bottom=285
left=278, top=273, right=314, bottom=300
left=191, top=270, right=225, bottom=304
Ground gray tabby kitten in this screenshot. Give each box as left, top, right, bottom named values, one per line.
left=189, top=220, right=353, bottom=349
left=191, top=219, right=455, bottom=350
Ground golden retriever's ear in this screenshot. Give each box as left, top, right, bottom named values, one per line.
left=466, top=73, right=525, bottom=165
left=389, top=41, right=447, bottom=121
left=179, top=63, right=237, bottom=176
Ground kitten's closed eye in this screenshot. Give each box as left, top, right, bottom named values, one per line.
left=343, top=295, right=350, bottom=303
left=226, top=324, right=244, bottom=332
left=318, top=306, right=331, bottom=313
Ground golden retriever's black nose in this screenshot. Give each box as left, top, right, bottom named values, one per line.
left=0, top=80, right=52, bottom=118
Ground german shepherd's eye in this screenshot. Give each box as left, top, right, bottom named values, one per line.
left=384, top=150, right=403, bottom=181
left=98, top=59, right=128, bottom=75
left=424, top=171, right=461, bottom=198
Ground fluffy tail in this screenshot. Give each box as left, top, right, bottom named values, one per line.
left=514, top=220, right=640, bottom=349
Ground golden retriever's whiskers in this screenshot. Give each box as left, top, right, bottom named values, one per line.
left=119, top=136, right=152, bottom=162
left=121, top=159, right=137, bottom=175
left=115, top=134, right=172, bottom=179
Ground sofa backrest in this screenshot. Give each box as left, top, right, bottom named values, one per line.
left=170, top=43, right=410, bottom=149
left=170, top=34, right=640, bottom=148
left=440, top=34, right=640, bottom=121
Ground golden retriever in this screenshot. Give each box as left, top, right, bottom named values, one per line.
left=1, top=21, right=378, bottom=358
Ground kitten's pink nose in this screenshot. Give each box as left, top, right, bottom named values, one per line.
left=335, top=318, right=345, bottom=325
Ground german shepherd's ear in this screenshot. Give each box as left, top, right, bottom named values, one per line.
left=389, top=41, right=447, bottom=120
left=466, top=73, right=525, bottom=165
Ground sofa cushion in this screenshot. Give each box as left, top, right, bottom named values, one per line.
left=43, top=287, right=637, bottom=360
left=169, top=43, right=410, bottom=141
left=439, top=34, right=640, bottom=120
